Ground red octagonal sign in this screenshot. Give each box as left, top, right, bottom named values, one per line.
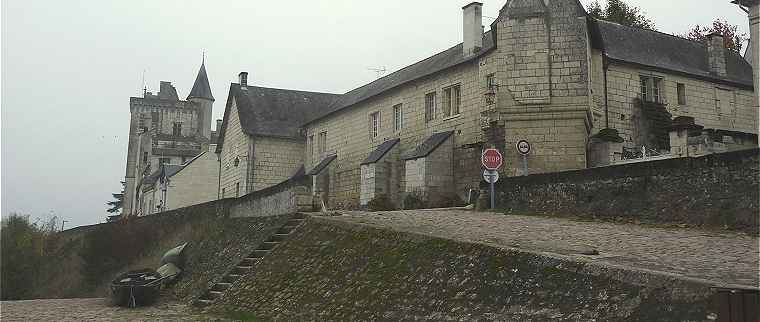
left=482, top=148, right=503, bottom=170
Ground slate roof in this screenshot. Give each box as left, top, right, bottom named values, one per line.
left=590, top=19, right=754, bottom=88
left=304, top=31, right=496, bottom=125
left=308, top=155, right=337, bottom=175
left=223, top=84, right=340, bottom=142
left=187, top=62, right=214, bottom=101
left=143, top=164, right=183, bottom=186
left=361, top=139, right=400, bottom=165
left=401, top=131, right=454, bottom=160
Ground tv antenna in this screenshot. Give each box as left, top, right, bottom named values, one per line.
left=367, top=66, right=387, bottom=79
left=141, top=69, right=147, bottom=96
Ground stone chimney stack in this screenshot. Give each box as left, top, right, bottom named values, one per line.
left=463, top=2, right=483, bottom=57
left=238, top=72, right=248, bottom=86
left=216, top=119, right=223, bottom=131
left=707, top=33, right=727, bottom=77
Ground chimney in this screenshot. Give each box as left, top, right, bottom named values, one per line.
left=463, top=2, right=484, bottom=57
left=216, top=119, right=223, bottom=131
left=238, top=72, right=248, bottom=86
left=707, top=33, right=727, bottom=77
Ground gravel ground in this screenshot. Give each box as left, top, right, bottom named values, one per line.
left=0, top=298, right=218, bottom=322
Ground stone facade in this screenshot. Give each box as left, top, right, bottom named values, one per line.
left=140, top=145, right=220, bottom=215
left=219, top=97, right=250, bottom=198
left=123, top=62, right=216, bottom=216
left=211, top=0, right=756, bottom=209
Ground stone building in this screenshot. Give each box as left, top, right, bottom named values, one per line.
left=139, top=144, right=220, bottom=215
left=217, top=0, right=757, bottom=209
left=122, top=60, right=216, bottom=216
left=215, top=73, right=338, bottom=198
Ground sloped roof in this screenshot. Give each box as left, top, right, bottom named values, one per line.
left=308, top=155, right=337, bottom=175
left=304, top=31, right=496, bottom=125
left=402, top=131, right=454, bottom=160
left=187, top=62, right=214, bottom=101
left=143, top=164, right=183, bottom=186
left=590, top=19, right=753, bottom=88
left=361, top=139, right=400, bottom=165
left=227, top=84, right=340, bottom=140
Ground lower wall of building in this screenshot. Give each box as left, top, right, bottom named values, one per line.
left=488, top=148, right=760, bottom=235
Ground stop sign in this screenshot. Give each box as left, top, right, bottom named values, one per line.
left=481, top=148, right=503, bottom=170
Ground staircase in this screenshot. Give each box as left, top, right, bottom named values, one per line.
left=194, top=213, right=308, bottom=307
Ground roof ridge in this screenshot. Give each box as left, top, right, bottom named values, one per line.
left=238, top=84, right=340, bottom=96
left=339, top=30, right=493, bottom=97
left=595, top=19, right=707, bottom=48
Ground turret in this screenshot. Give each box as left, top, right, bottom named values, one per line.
left=187, top=60, right=214, bottom=139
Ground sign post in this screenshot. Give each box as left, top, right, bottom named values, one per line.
left=482, top=148, right=503, bottom=209
left=516, top=140, right=531, bottom=176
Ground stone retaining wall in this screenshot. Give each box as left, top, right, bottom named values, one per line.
left=209, top=218, right=718, bottom=321
left=487, top=148, right=759, bottom=234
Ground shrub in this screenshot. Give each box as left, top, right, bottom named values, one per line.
left=403, top=192, right=427, bottom=210
left=367, top=195, right=397, bottom=211
left=1, top=213, right=59, bottom=300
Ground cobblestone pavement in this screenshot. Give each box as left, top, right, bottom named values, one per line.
left=328, top=209, right=759, bottom=288
left=0, top=298, right=219, bottom=322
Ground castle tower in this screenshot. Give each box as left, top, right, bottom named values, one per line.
left=187, top=59, right=214, bottom=140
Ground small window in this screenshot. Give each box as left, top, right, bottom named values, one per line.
left=393, top=104, right=403, bottom=132
left=486, top=73, right=496, bottom=88
left=640, top=75, right=663, bottom=103
left=235, top=182, right=240, bottom=197
left=369, top=111, right=380, bottom=139
left=443, top=85, right=461, bottom=117
left=142, top=152, right=148, bottom=163
left=172, top=122, right=182, bottom=136
left=159, top=157, right=170, bottom=165
left=318, top=131, right=327, bottom=155
left=677, top=83, right=686, bottom=105
left=425, top=92, right=437, bottom=122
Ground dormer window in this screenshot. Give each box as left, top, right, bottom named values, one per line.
left=172, top=122, right=182, bottom=136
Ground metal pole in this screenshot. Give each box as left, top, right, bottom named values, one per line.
left=490, top=180, right=495, bottom=209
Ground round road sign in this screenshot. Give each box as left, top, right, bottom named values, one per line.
left=483, top=169, right=499, bottom=183
left=482, top=148, right=503, bottom=170
left=516, top=140, right=531, bottom=155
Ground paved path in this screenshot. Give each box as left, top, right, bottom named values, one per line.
left=328, top=209, right=759, bottom=288
left=0, top=298, right=217, bottom=322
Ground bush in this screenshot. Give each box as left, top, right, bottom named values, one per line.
left=367, top=195, right=397, bottom=211
left=403, top=192, right=427, bottom=210
left=1, top=213, right=59, bottom=300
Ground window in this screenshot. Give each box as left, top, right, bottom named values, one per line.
left=159, top=157, right=170, bottom=165
left=486, top=74, right=496, bottom=88
left=142, top=152, right=148, bottom=164
left=221, top=188, right=226, bottom=198
left=393, top=104, right=403, bottom=132
left=425, top=92, right=437, bottom=122
left=318, top=131, right=327, bottom=155
left=639, top=75, right=663, bottom=103
left=172, top=122, right=182, bottom=136
left=235, top=182, right=240, bottom=197
left=443, top=85, right=461, bottom=117
left=677, top=83, right=686, bottom=105
left=369, top=112, right=380, bottom=139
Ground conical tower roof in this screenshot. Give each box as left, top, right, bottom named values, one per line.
left=187, top=61, right=214, bottom=101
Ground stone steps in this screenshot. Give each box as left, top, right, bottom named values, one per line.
left=193, top=214, right=308, bottom=307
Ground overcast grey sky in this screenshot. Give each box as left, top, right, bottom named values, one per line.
left=1, top=0, right=751, bottom=228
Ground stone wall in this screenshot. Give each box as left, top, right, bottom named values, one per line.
left=209, top=218, right=718, bottom=321
left=219, top=98, right=249, bottom=198
left=489, top=149, right=760, bottom=235
left=251, top=136, right=304, bottom=192
left=31, top=200, right=288, bottom=300
left=165, top=148, right=219, bottom=211
left=230, top=173, right=313, bottom=218
left=591, top=56, right=758, bottom=147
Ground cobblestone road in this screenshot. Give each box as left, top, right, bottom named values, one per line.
left=0, top=298, right=217, bottom=322
left=328, top=209, right=759, bottom=288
